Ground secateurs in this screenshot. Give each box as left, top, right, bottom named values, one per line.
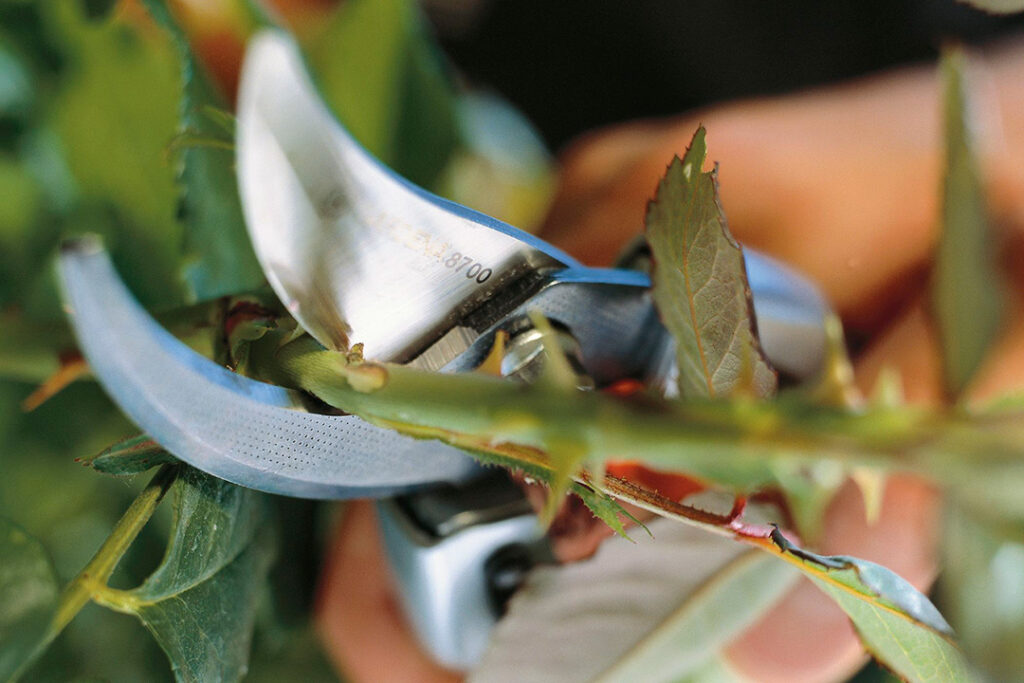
left=58, top=30, right=830, bottom=670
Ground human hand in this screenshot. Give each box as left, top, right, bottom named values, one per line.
left=543, top=41, right=1024, bottom=338
left=314, top=44, right=1024, bottom=682
left=538, top=42, right=1024, bottom=682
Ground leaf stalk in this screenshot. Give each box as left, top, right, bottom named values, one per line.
left=12, top=465, right=178, bottom=680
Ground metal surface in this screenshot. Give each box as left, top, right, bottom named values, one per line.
left=430, top=258, right=828, bottom=385
left=439, top=268, right=662, bottom=383
left=500, top=326, right=591, bottom=386
left=741, top=249, right=829, bottom=381
left=615, top=237, right=829, bottom=384
left=379, top=489, right=547, bottom=671
left=58, top=238, right=478, bottom=499
left=237, top=31, right=573, bottom=363
left=57, top=29, right=831, bottom=502
left=389, top=470, right=536, bottom=544
left=235, top=29, right=828, bottom=384
left=66, top=31, right=832, bottom=670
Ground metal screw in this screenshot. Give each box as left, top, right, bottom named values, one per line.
left=500, top=324, right=594, bottom=389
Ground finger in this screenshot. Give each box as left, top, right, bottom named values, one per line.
left=542, top=121, right=672, bottom=258
left=963, top=296, right=1024, bottom=402
left=314, top=500, right=462, bottom=683
left=543, top=66, right=943, bottom=294
left=721, top=295, right=945, bottom=681
left=541, top=118, right=686, bottom=266
left=728, top=285, right=1023, bottom=682
left=854, top=296, right=1024, bottom=405
left=854, top=298, right=944, bottom=406
left=542, top=47, right=1024, bottom=335
left=724, top=474, right=941, bottom=683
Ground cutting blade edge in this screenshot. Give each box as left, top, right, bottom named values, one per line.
left=58, top=237, right=478, bottom=499
left=236, top=30, right=574, bottom=362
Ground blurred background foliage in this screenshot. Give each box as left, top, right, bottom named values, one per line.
left=0, top=0, right=1021, bottom=679
left=0, top=0, right=554, bottom=678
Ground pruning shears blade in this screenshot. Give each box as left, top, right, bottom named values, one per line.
left=58, top=238, right=478, bottom=499
left=743, top=251, right=829, bottom=380
left=236, top=31, right=573, bottom=363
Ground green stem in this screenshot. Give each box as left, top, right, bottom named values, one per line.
left=282, top=336, right=1024, bottom=501
left=269, top=338, right=925, bottom=479
left=18, top=464, right=178, bottom=676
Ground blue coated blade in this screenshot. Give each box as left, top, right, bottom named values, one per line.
left=59, top=237, right=478, bottom=499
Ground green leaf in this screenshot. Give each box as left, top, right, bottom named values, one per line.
left=472, top=518, right=798, bottom=683
left=139, top=0, right=266, bottom=302
left=933, top=47, right=1004, bottom=398
left=0, top=35, right=33, bottom=121
left=80, top=0, right=118, bottom=21
left=415, top=431, right=637, bottom=540
left=44, top=0, right=186, bottom=311
left=10, top=464, right=179, bottom=681
left=589, top=477, right=971, bottom=681
left=95, top=467, right=277, bottom=683
left=0, top=518, right=58, bottom=681
left=0, top=154, right=47, bottom=316
left=267, top=333, right=992, bottom=679
left=957, top=0, right=1024, bottom=13
left=0, top=158, right=42, bottom=246
left=245, top=626, right=338, bottom=683
left=570, top=482, right=639, bottom=540
left=677, top=658, right=748, bottom=683
left=302, top=0, right=460, bottom=189
left=940, top=506, right=1024, bottom=680
left=766, top=526, right=973, bottom=682
left=815, top=582, right=972, bottom=682
left=645, top=126, right=777, bottom=399
left=598, top=485, right=973, bottom=681
left=79, top=434, right=177, bottom=476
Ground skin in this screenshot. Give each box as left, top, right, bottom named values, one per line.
left=163, top=3, right=1024, bottom=677
left=543, top=42, right=1024, bottom=340
left=315, top=503, right=463, bottom=683
left=315, top=43, right=1024, bottom=682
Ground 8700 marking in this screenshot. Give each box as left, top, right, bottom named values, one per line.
left=443, top=251, right=492, bottom=283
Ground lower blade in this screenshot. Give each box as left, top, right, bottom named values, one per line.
left=58, top=238, right=477, bottom=499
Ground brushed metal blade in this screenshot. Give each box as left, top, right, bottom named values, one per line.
left=236, top=31, right=574, bottom=363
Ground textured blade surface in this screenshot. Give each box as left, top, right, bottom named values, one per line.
left=237, top=31, right=573, bottom=362
left=59, top=239, right=477, bottom=499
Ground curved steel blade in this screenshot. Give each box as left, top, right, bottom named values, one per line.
left=743, top=250, right=829, bottom=380
left=59, top=238, right=477, bottom=499
left=432, top=258, right=829, bottom=387
left=237, top=30, right=574, bottom=363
